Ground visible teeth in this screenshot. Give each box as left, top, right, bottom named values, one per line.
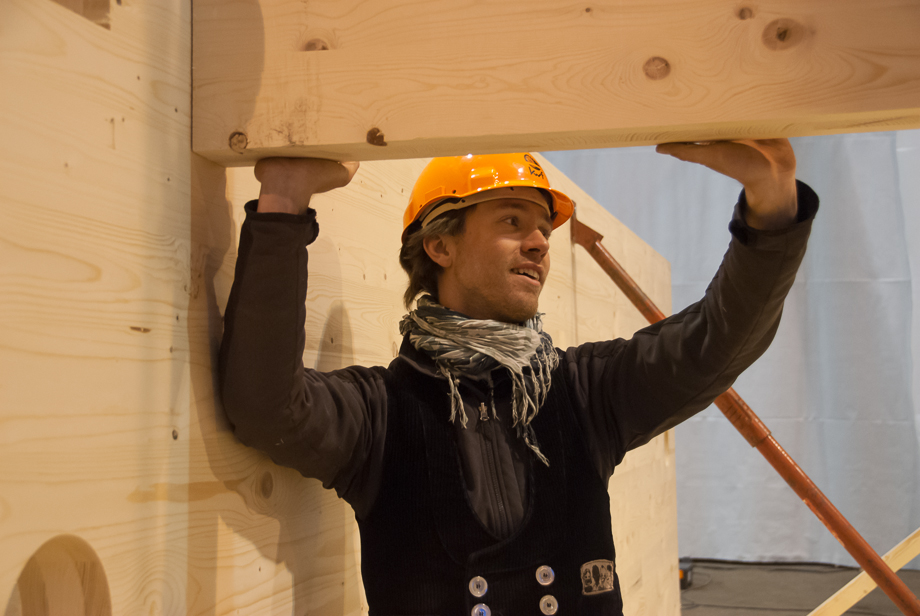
left=512, top=268, right=538, bottom=280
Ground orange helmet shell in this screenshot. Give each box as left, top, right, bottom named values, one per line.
left=403, top=153, right=574, bottom=241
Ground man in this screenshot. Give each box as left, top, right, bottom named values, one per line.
left=219, top=140, right=818, bottom=615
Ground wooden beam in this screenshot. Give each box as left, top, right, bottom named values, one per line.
left=808, top=527, right=920, bottom=616
left=193, top=0, right=920, bottom=166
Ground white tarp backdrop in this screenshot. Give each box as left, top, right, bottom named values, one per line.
left=543, top=130, right=920, bottom=570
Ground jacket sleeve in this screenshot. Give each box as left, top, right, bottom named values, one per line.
left=564, top=181, right=819, bottom=478
left=218, top=201, right=387, bottom=516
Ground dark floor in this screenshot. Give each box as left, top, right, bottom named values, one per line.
left=680, top=560, right=920, bottom=615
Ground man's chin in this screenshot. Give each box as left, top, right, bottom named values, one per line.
left=497, top=302, right=540, bottom=325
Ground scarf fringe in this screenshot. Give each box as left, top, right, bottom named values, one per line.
left=440, top=367, right=469, bottom=429
left=402, top=296, right=557, bottom=466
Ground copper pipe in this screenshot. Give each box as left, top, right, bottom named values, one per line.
left=570, top=213, right=920, bottom=616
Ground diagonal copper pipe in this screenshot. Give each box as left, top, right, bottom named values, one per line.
left=571, top=213, right=920, bottom=616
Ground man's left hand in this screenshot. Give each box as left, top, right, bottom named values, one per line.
left=656, top=138, right=798, bottom=230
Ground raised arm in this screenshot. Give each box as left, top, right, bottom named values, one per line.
left=566, top=139, right=819, bottom=477
left=218, top=158, right=389, bottom=514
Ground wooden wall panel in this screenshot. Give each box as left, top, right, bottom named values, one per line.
left=193, top=0, right=920, bottom=165
left=0, top=0, right=199, bottom=614
left=0, top=4, right=676, bottom=614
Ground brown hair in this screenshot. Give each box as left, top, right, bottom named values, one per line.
left=399, top=206, right=470, bottom=309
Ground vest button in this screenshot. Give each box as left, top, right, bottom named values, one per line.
left=468, top=576, right=488, bottom=598
left=536, top=565, right=555, bottom=586
left=471, top=603, right=491, bottom=616
left=540, top=594, right=559, bottom=615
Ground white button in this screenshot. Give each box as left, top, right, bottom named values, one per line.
left=468, top=576, right=488, bottom=598
left=471, top=603, right=491, bottom=616
left=540, top=594, right=559, bottom=615
left=536, top=565, right=555, bottom=586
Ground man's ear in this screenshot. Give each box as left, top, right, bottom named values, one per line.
left=423, top=234, right=454, bottom=268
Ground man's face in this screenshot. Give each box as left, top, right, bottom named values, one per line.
left=430, top=195, right=552, bottom=323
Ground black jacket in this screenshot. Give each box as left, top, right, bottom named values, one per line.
left=218, top=182, right=818, bottom=541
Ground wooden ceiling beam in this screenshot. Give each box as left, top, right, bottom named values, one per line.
left=193, top=0, right=920, bottom=166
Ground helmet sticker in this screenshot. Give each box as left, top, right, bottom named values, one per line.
left=523, top=154, right=545, bottom=178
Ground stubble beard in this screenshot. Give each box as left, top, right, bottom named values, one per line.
left=490, top=285, right=542, bottom=324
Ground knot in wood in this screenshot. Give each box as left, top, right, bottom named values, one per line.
left=260, top=471, right=274, bottom=499
left=303, top=38, right=329, bottom=52
left=367, top=127, right=388, bottom=146
left=228, top=131, right=248, bottom=153
left=738, top=7, right=753, bottom=20
left=643, top=57, right=671, bottom=80
left=762, top=18, right=804, bottom=50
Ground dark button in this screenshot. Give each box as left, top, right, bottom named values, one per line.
left=540, top=594, right=558, bottom=615
left=469, top=576, right=488, bottom=598
left=536, top=565, right=555, bottom=586
left=472, top=603, right=491, bottom=616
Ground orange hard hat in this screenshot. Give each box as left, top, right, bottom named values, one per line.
left=403, top=153, right=574, bottom=242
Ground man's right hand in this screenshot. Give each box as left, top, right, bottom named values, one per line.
left=655, top=139, right=797, bottom=230
left=254, top=158, right=360, bottom=215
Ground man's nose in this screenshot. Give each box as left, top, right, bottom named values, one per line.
left=523, top=228, right=550, bottom=255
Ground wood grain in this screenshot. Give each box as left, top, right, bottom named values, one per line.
left=193, top=0, right=920, bottom=165
left=0, top=0, right=203, bottom=613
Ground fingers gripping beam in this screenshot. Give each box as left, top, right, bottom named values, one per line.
left=570, top=213, right=920, bottom=616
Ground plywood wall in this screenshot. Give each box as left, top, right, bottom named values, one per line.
left=0, top=1, right=675, bottom=614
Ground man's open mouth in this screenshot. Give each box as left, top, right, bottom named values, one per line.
left=512, top=268, right=539, bottom=281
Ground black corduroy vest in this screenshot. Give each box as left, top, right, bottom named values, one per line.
left=357, top=355, right=624, bottom=616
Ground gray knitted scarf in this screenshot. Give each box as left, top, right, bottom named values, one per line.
left=399, top=296, right=559, bottom=466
